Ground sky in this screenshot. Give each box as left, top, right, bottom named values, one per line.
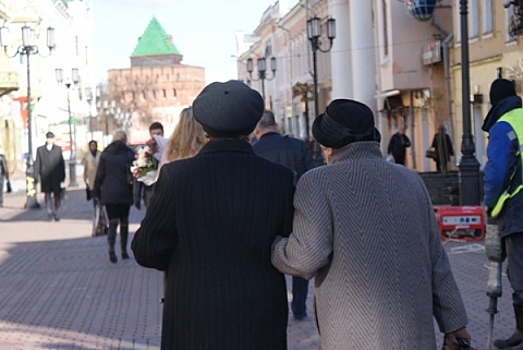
left=91, top=0, right=278, bottom=85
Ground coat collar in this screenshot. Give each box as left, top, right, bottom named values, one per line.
left=199, top=139, right=255, bottom=156
left=330, top=142, right=382, bottom=164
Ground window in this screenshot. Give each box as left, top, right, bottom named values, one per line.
left=162, top=89, right=167, bottom=98
left=506, top=4, right=517, bottom=42
left=455, top=0, right=461, bottom=43
left=382, top=0, right=389, bottom=57
left=75, top=36, right=79, bottom=55
left=482, top=0, right=493, bottom=35
left=469, top=0, right=479, bottom=38
left=173, top=89, right=177, bottom=98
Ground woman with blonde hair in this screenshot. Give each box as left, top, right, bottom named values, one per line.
left=161, top=107, right=205, bottom=166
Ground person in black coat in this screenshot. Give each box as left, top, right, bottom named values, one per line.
left=387, top=126, right=411, bottom=165
left=253, top=110, right=315, bottom=320
left=34, top=132, right=65, bottom=221
left=431, top=124, right=454, bottom=172
left=93, top=130, right=135, bottom=263
left=132, top=80, right=294, bottom=350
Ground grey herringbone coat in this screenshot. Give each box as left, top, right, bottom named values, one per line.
left=272, top=142, right=468, bottom=350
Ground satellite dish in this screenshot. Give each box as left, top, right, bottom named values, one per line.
left=399, top=0, right=440, bottom=22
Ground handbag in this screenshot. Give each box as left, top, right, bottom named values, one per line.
left=93, top=204, right=109, bottom=237
left=425, top=149, right=438, bottom=160
left=86, top=186, right=92, bottom=201
left=60, top=187, right=67, bottom=201
left=6, top=180, right=11, bottom=193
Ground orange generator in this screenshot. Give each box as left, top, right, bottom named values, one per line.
left=433, top=205, right=485, bottom=241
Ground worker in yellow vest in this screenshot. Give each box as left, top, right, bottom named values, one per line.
left=483, top=78, right=523, bottom=349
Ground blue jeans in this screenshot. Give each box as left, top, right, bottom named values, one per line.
left=291, top=276, right=309, bottom=318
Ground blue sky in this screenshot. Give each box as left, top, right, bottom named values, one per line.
left=91, top=0, right=276, bottom=85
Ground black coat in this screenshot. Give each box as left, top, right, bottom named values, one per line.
left=132, top=139, right=294, bottom=350
left=34, top=144, right=65, bottom=193
left=387, top=133, right=411, bottom=157
left=252, top=132, right=315, bottom=185
left=93, top=141, right=135, bottom=206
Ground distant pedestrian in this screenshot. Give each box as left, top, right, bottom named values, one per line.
left=483, top=78, right=523, bottom=349
left=430, top=124, right=454, bottom=172
left=271, top=99, right=471, bottom=349
left=387, top=126, right=410, bottom=165
left=34, top=132, right=65, bottom=221
left=0, top=147, right=10, bottom=207
left=93, top=130, right=135, bottom=263
left=83, top=140, right=100, bottom=207
left=253, top=109, right=315, bottom=320
left=134, top=122, right=165, bottom=209
left=132, top=80, right=294, bottom=349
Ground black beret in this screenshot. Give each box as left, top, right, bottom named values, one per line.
left=489, top=78, right=516, bottom=107
left=45, top=131, right=55, bottom=139
left=313, top=99, right=380, bottom=149
left=193, top=80, right=264, bottom=137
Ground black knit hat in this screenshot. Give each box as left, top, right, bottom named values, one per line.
left=313, top=99, right=380, bottom=149
left=45, top=131, right=55, bottom=139
left=489, top=79, right=516, bottom=106
left=193, top=80, right=264, bottom=137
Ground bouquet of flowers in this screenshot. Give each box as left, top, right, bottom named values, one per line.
left=130, top=138, right=159, bottom=186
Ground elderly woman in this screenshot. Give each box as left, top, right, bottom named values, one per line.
left=93, top=130, right=135, bottom=263
left=271, top=99, right=471, bottom=350
left=132, top=81, right=294, bottom=349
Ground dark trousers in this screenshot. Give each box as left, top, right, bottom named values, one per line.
left=393, top=154, right=405, bottom=165
left=505, top=233, right=523, bottom=303
left=291, top=276, right=309, bottom=318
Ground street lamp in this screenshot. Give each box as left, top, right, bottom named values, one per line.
left=0, top=24, right=55, bottom=208
left=457, top=0, right=480, bottom=205
left=246, top=56, right=277, bottom=102
left=85, top=87, right=94, bottom=140
left=96, top=88, right=116, bottom=147
left=55, top=68, right=80, bottom=187
left=307, top=16, right=336, bottom=164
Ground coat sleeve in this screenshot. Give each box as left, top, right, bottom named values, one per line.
left=131, top=166, right=177, bottom=271
left=272, top=172, right=332, bottom=279
left=59, top=152, right=65, bottom=182
left=93, top=153, right=106, bottom=199
left=421, top=181, right=468, bottom=333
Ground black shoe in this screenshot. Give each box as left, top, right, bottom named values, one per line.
left=109, top=251, right=117, bottom=263
left=293, top=313, right=307, bottom=321
left=122, top=251, right=129, bottom=260
left=53, top=215, right=60, bottom=222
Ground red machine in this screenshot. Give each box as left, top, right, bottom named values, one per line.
left=433, top=205, right=485, bottom=241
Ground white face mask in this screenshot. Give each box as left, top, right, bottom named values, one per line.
left=46, top=143, right=52, bottom=151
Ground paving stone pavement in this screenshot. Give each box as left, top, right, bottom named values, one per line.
left=0, top=185, right=518, bottom=349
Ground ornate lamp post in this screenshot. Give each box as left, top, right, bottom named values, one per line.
left=457, top=0, right=480, bottom=205
left=55, top=68, right=80, bottom=187
left=85, top=87, right=94, bottom=140
left=96, top=87, right=117, bottom=147
left=307, top=16, right=336, bottom=164
left=246, top=56, right=277, bottom=102
left=0, top=24, right=55, bottom=208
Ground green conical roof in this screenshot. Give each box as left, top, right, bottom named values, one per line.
left=131, top=17, right=181, bottom=57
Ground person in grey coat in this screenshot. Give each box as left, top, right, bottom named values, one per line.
left=132, top=80, right=294, bottom=350
left=271, top=99, right=471, bottom=349
left=34, top=132, right=65, bottom=221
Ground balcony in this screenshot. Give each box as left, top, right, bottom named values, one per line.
left=0, top=70, right=19, bottom=96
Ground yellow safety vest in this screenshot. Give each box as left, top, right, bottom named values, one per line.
left=491, top=108, right=523, bottom=217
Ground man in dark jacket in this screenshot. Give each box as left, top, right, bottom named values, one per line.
left=483, top=78, right=523, bottom=349
left=0, top=147, right=10, bottom=207
left=34, top=132, right=65, bottom=221
left=132, top=80, right=294, bottom=349
left=387, top=126, right=410, bottom=165
left=253, top=109, right=315, bottom=320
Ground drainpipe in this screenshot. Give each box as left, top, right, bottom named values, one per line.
left=431, top=18, right=455, bottom=142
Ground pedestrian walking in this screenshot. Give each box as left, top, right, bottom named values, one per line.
left=430, top=124, right=454, bottom=172
left=34, top=132, right=65, bottom=221
left=482, top=78, right=523, bottom=350
left=387, top=126, right=411, bottom=165
left=271, top=98, right=471, bottom=349
left=133, top=122, right=166, bottom=209
left=253, top=109, right=315, bottom=320
left=0, top=147, right=11, bottom=207
left=132, top=80, right=294, bottom=350
left=93, top=130, right=135, bottom=263
left=83, top=140, right=100, bottom=206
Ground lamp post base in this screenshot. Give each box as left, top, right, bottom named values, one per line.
left=458, top=154, right=481, bottom=206
left=24, top=164, right=40, bottom=209
left=68, top=160, right=78, bottom=187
